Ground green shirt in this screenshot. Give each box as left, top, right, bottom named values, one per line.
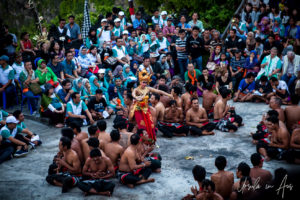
left=35, top=67, right=58, bottom=85
left=1, top=126, right=23, bottom=139
left=184, top=69, right=202, bottom=84
left=0, top=109, right=9, bottom=121
left=66, top=100, right=88, bottom=116
left=17, top=121, right=26, bottom=129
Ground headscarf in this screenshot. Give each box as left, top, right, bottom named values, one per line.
left=108, top=84, right=118, bottom=101
left=258, top=17, right=270, bottom=34
left=72, top=78, right=84, bottom=95
left=79, top=46, right=87, bottom=59
left=245, top=50, right=258, bottom=69
left=89, top=75, right=100, bottom=95
left=123, top=64, right=135, bottom=79
left=82, top=78, right=90, bottom=94
left=113, top=65, right=123, bottom=79
left=105, top=68, right=112, bottom=83
left=158, top=54, right=169, bottom=70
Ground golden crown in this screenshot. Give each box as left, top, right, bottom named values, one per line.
left=138, top=69, right=151, bottom=83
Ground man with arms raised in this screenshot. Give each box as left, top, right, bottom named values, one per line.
left=158, top=100, right=189, bottom=137
left=186, top=98, right=215, bottom=136
left=211, top=156, right=234, bottom=200
left=119, top=134, right=154, bottom=188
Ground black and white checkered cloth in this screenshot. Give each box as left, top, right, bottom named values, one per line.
left=82, top=0, right=91, bottom=45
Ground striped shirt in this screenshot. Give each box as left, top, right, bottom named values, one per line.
left=175, top=37, right=188, bottom=59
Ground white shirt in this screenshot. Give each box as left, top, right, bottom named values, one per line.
left=58, top=27, right=71, bottom=37
left=12, top=62, right=24, bottom=80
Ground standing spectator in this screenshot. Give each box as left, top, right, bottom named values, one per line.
left=0, top=55, right=16, bottom=107
left=97, top=19, right=112, bottom=47
left=112, top=18, right=123, bottom=39
left=20, top=32, right=36, bottom=61
left=178, top=15, right=191, bottom=32
left=19, top=60, right=40, bottom=114
left=151, top=9, right=161, bottom=26
left=61, top=51, right=78, bottom=81
left=188, top=13, right=204, bottom=31
left=85, top=28, right=99, bottom=49
left=186, top=26, right=205, bottom=71
left=65, top=15, right=81, bottom=41
left=159, top=11, right=168, bottom=28
left=210, top=31, right=223, bottom=49
left=230, top=50, right=246, bottom=91
left=157, top=31, right=170, bottom=54
left=3, top=25, right=18, bottom=57
left=163, top=18, right=175, bottom=43
left=284, top=17, right=300, bottom=47
left=118, top=11, right=128, bottom=30
left=225, top=29, right=244, bottom=56
left=176, top=29, right=188, bottom=79
left=133, top=12, right=147, bottom=30
left=56, top=18, right=71, bottom=48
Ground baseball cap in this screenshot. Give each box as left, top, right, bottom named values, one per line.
left=167, top=17, right=173, bottom=21
left=118, top=11, right=125, bottom=16
left=99, top=68, right=105, bottom=74
left=150, top=52, right=159, bottom=58
left=0, top=55, right=9, bottom=61
left=114, top=18, right=121, bottom=23
left=101, top=19, right=107, bottom=23
left=161, top=11, right=167, bottom=15
left=123, top=30, right=129, bottom=35
left=6, top=116, right=19, bottom=124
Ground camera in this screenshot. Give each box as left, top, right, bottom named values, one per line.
left=104, top=25, right=109, bottom=31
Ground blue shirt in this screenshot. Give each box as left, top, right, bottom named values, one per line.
left=65, top=23, right=81, bottom=40
left=61, top=59, right=75, bottom=76
left=47, top=62, right=63, bottom=78
left=133, top=19, right=147, bottom=29
left=57, top=89, right=70, bottom=104
left=238, top=79, right=255, bottom=93
left=177, top=23, right=191, bottom=29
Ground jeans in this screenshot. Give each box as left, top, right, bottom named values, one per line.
left=191, top=56, right=203, bottom=71
left=23, top=91, right=37, bottom=112
left=281, top=74, right=297, bottom=95
left=178, top=58, right=189, bottom=80
left=0, top=84, right=16, bottom=107
left=0, top=141, right=14, bottom=164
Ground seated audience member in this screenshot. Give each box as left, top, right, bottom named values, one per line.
left=249, top=153, right=272, bottom=186
left=36, top=59, right=61, bottom=93
left=215, top=70, right=233, bottom=95
left=269, top=76, right=290, bottom=104
left=46, top=137, right=81, bottom=193
left=269, top=96, right=285, bottom=122
left=0, top=55, right=16, bottom=107
left=0, top=108, right=9, bottom=128
left=198, top=68, right=214, bottom=96
left=47, top=54, right=64, bottom=83
left=158, top=100, right=189, bottom=137
left=72, top=78, right=89, bottom=102
left=0, top=134, right=14, bottom=164
left=88, top=89, right=113, bottom=121
left=184, top=63, right=202, bottom=95
left=183, top=165, right=206, bottom=200
left=0, top=116, right=31, bottom=157
left=234, top=72, right=256, bottom=102
left=77, top=46, right=94, bottom=78
left=196, top=179, right=223, bottom=200
left=281, top=51, right=299, bottom=95
left=186, top=97, right=215, bottom=136
left=211, top=156, right=234, bottom=200
left=57, top=79, right=73, bottom=104
left=12, top=53, right=24, bottom=88
left=97, top=120, right=111, bottom=149
left=253, top=75, right=273, bottom=103
left=214, top=87, right=243, bottom=132
left=40, top=83, right=65, bottom=128
left=19, top=60, right=40, bottom=113
left=104, top=130, right=124, bottom=168
left=202, top=82, right=217, bottom=117
left=61, top=51, right=78, bottom=80
left=65, top=92, right=94, bottom=126
left=118, top=134, right=155, bottom=188
left=257, top=115, right=290, bottom=161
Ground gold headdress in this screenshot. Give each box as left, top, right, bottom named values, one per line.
left=138, top=69, right=151, bottom=83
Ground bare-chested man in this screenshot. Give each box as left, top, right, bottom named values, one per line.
left=286, top=128, right=300, bottom=164
left=104, top=130, right=124, bottom=168
left=202, top=82, right=217, bottom=117
left=171, top=86, right=182, bottom=108
left=232, top=162, right=251, bottom=191
left=46, top=137, right=81, bottom=193
left=159, top=84, right=172, bottom=107
left=115, top=121, right=134, bottom=149
left=122, top=93, right=134, bottom=119
left=158, top=100, right=189, bottom=137
left=149, top=106, right=157, bottom=126
left=249, top=153, right=272, bottom=186
left=196, top=179, right=223, bottom=200
left=78, top=148, right=115, bottom=196
left=81, top=125, right=107, bottom=161
left=211, top=156, right=234, bottom=200
left=269, top=96, right=285, bottom=122
left=69, top=122, right=88, bottom=142
left=119, top=134, right=154, bottom=188
left=257, top=115, right=290, bottom=161
left=181, top=83, right=198, bottom=114
left=82, top=148, right=115, bottom=179
left=284, top=95, right=300, bottom=131
left=97, top=120, right=111, bottom=149
left=183, top=165, right=206, bottom=200
left=61, top=128, right=84, bottom=164
left=214, top=87, right=240, bottom=132
left=186, top=98, right=215, bottom=136
left=150, top=93, right=165, bottom=122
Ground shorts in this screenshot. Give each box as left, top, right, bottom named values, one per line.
left=118, top=167, right=152, bottom=185
left=256, top=140, right=283, bottom=159
left=157, top=122, right=189, bottom=137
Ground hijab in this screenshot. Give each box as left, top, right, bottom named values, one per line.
left=72, top=78, right=84, bottom=94
left=108, top=84, right=118, bottom=101
left=79, top=46, right=87, bottom=59
left=89, top=75, right=100, bottom=95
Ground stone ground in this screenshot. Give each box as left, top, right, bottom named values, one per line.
left=0, top=100, right=298, bottom=200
